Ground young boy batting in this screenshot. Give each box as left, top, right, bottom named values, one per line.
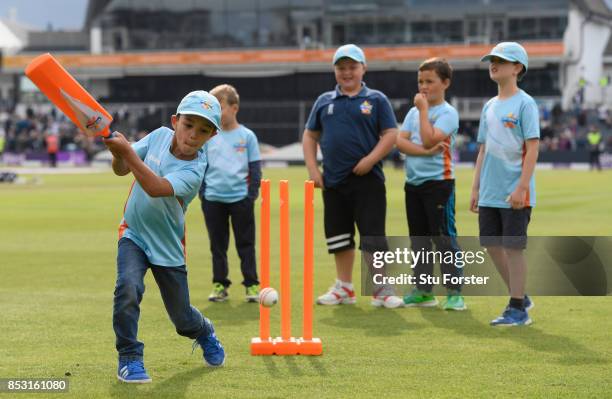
left=396, top=58, right=465, bottom=310
left=302, top=44, right=403, bottom=308
left=104, top=90, right=226, bottom=383
left=200, top=84, right=262, bottom=303
left=471, top=42, right=539, bottom=326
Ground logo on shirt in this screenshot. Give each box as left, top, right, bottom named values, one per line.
left=147, top=154, right=161, bottom=166
left=502, top=113, right=519, bottom=129
left=360, top=100, right=373, bottom=115
left=233, top=139, right=247, bottom=153
left=327, top=104, right=334, bottom=115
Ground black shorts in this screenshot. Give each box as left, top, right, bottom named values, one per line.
left=479, top=206, right=532, bottom=249
left=404, top=179, right=457, bottom=238
left=323, top=173, right=387, bottom=253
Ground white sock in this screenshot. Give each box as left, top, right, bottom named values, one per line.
left=337, top=279, right=353, bottom=290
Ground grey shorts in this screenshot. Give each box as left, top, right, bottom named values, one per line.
left=478, top=206, right=532, bottom=249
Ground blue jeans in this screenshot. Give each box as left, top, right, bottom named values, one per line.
left=113, top=237, right=207, bottom=361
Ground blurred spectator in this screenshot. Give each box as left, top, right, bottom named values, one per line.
left=577, top=108, right=587, bottom=127
left=2, top=102, right=611, bottom=159
left=455, top=132, right=469, bottom=151
left=0, top=125, right=5, bottom=159
left=551, top=103, right=563, bottom=126
left=540, top=124, right=554, bottom=140
left=540, top=104, right=551, bottom=128
left=568, top=117, right=578, bottom=137
left=587, top=126, right=603, bottom=171
left=606, top=135, right=612, bottom=152
left=74, top=134, right=96, bottom=165
left=558, top=128, right=576, bottom=151
left=1, top=106, right=149, bottom=158
left=45, top=132, right=59, bottom=167
left=598, top=104, right=610, bottom=128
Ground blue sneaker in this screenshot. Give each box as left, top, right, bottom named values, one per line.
left=504, top=296, right=534, bottom=312
left=117, top=359, right=152, bottom=383
left=490, top=307, right=532, bottom=326
left=193, top=318, right=225, bottom=367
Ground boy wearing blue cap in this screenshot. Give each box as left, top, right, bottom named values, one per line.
left=396, top=58, right=465, bottom=310
left=104, top=90, right=226, bottom=383
left=470, top=42, right=540, bottom=326
left=200, top=84, right=261, bottom=303
left=302, top=44, right=403, bottom=308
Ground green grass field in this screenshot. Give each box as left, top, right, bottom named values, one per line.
left=1, top=167, right=611, bottom=398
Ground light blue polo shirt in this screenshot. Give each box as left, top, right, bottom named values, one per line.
left=477, top=90, right=540, bottom=208
left=120, top=127, right=207, bottom=267
left=201, top=124, right=260, bottom=203
left=305, top=83, right=397, bottom=188
left=400, top=101, right=459, bottom=186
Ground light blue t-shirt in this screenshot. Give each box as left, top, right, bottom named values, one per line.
left=400, top=102, right=459, bottom=186
left=120, top=127, right=207, bottom=267
left=202, top=124, right=261, bottom=203
left=477, top=90, right=540, bottom=208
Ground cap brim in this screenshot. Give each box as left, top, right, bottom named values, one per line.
left=333, top=55, right=364, bottom=65
left=481, top=52, right=516, bottom=63
left=179, top=111, right=221, bottom=131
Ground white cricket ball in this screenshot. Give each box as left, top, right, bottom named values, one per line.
left=259, top=287, right=278, bottom=307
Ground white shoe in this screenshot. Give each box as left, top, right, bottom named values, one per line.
left=371, top=286, right=404, bottom=308
left=371, top=295, right=404, bottom=308
left=316, top=281, right=357, bottom=305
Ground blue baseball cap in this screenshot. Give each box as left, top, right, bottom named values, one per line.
left=176, top=90, right=221, bottom=131
left=333, top=44, right=366, bottom=65
left=481, top=42, right=529, bottom=77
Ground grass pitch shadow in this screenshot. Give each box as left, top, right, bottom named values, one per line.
left=257, top=351, right=328, bottom=378
left=418, top=304, right=609, bottom=366
left=318, top=304, right=424, bottom=337
left=109, top=366, right=216, bottom=399
left=198, top=300, right=259, bottom=326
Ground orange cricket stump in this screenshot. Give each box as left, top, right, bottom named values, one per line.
left=297, top=180, right=323, bottom=355
left=251, top=180, right=323, bottom=356
left=250, top=180, right=275, bottom=355
left=273, top=180, right=299, bottom=355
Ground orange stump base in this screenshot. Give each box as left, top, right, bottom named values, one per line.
left=297, top=337, right=323, bottom=355
left=250, top=337, right=276, bottom=355
left=273, top=337, right=299, bottom=355
left=250, top=337, right=323, bottom=356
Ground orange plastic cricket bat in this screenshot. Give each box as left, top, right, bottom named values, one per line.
left=25, top=53, right=113, bottom=138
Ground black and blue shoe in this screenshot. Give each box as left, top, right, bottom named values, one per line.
left=193, top=318, right=225, bottom=367
left=504, top=296, right=534, bottom=312
left=490, top=307, right=532, bottom=326
left=117, top=359, right=152, bottom=383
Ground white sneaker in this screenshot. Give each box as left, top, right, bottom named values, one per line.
left=316, top=281, right=357, bottom=305
left=371, top=295, right=404, bottom=308
left=371, top=286, right=404, bottom=308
